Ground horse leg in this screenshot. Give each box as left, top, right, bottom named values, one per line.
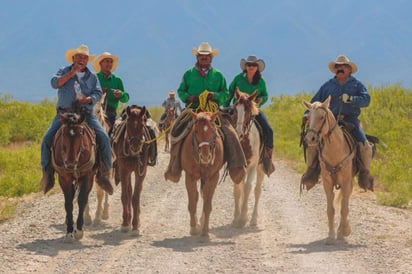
left=83, top=202, right=92, bottom=226
left=165, top=132, right=169, bottom=152
left=337, top=182, right=352, bottom=240
left=250, top=168, right=264, bottom=226
left=131, top=174, right=144, bottom=236
left=232, top=182, right=243, bottom=227
left=62, top=181, right=75, bottom=243
left=120, top=171, right=132, bottom=232
left=237, top=172, right=254, bottom=228
left=93, top=184, right=104, bottom=225
left=75, top=176, right=91, bottom=240
left=102, top=192, right=109, bottom=220
left=200, top=174, right=219, bottom=238
left=323, top=180, right=336, bottom=245
left=185, top=175, right=200, bottom=235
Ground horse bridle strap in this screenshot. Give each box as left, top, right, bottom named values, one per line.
left=307, top=106, right=338, bottom=141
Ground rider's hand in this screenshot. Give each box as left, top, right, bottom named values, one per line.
left=207, top=92, right=214, bottom=100
left=187, top=95, right=199, bottom=103
left=341, top=93, right=351, bottom=103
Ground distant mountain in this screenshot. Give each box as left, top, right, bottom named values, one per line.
left=0, top=0, right=411, bottom=106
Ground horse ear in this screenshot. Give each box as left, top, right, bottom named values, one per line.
left=234, top=87, right=240, bottom=99
left=126, top=106, right=131, bottom=117
left=324, top=96, right=331, bottom=107
left=303, top=100, right=312, bottom=110
left=141, top=106, right=147, bottom=117
left=211, top=111, right=219, bottom=122
left=189, top=109, right=197, bottom=120
left=249, top=90, right=258, bottom=101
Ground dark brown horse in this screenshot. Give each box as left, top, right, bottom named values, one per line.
left=163, top=106, right=176, bottom=152
left=231, top=89, right=265, bottom=228
left=51, top=110, right=96, bottom=243
left=180, top=110, right=224, bottom=238
left=112, top=105, right=150, bottom=235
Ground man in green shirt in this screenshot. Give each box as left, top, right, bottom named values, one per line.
left=93, top=52, right=129, bottom=133
left=164, top=42, right=246, bottom=184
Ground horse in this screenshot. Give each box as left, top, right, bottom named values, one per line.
left=163, top=106, right=176, bottom=152
left=303, top=96, right=357, bottom=244
left=51, top=109, right=96, bottom=243
left=84, top=94, right=112, bottom=225
left=230, top=89, right=265, bottom=228
left=180, top=110, right=224, bottom=238
left=112, top=105, right=150, bottom=235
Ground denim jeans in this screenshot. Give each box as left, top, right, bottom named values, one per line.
left=255, top=111, right=273, bottom=149
left=40, top=114, right=112, bottom=171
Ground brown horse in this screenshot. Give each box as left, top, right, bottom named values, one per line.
left=231, top=89, right=265, bottom=228
left=180, top=110, right=224, bottom=238
left=51, top=110, right=96, bottom=243
left=112, top=105, right=150, bottom=235
left=304, top=96, right=356, bottom=244
left=84, top=95, right=112, bottom=225
left=163, top=106, right=176, bottom=152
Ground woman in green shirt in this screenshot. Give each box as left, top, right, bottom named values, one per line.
left=228, top=55, right=275, bottom=176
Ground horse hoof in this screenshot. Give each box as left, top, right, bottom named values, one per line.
left=199, top=234, right=210, bottom=242
left=63, top=233, right=75, bottom=243
left=74, top=229, right=84, bottom=240
left=131, top=229, right=140, bottom=237
left=190, top=225, right=200, bottom=236
left=325, top=237, right=336, bottom=245
left=121, top=225, right=131, bottom=233
left=93, top=219, right=102, bottom=226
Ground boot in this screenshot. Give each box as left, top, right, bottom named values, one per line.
left=147, top=127, right=157, bottom=166
left=164, top=140, right=182, bottom=182
left=40, top=165, right=55, bottom=194
left=300, top=146, right=320, bottom=191
left=262, top=147, right=275, bottom=177
left=357, top=141, right=374, bottom=191
left=97, top=169, right=114, bottom=195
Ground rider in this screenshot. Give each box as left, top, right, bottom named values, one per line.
left=301, top=54, right=374, bottom=191
left=40, top=44, right=113, bottom=195
left=158, top=90, right=182, bottom=130
left=92, top=52, right=129, bottom=135
left=226, top=54, right=275, bottom=177
left=164, top=42, right=247, bottom=184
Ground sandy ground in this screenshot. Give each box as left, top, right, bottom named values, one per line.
left=0, top=144, right=411, bottom=273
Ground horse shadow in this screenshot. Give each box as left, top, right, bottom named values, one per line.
left=287, top=239, right=367, bottom=254
left=210, top=224, right=264, bottom=239
left=151, top=235, right=234, bottom=253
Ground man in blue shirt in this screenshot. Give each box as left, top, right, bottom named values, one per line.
left=40, top=44, right=113, bottom=195
left=301, top=55, right=374, bottom=192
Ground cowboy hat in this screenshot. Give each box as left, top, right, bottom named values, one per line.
left=240, top=55, right=265, bottom=72
left=65, top=44, right=95, bottom=63
left=192, top=42, right=219, bottom=56
left=92, top=52, right=119, bottom=72
left=328, top=55, right=358, bottom=74
left=168, top=90, right=176, bottom=96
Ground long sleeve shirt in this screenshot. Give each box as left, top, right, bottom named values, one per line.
left=96, top=72, right=129, bottom=109
left=227, top=72, right=269, bottom=107
left=162, top=98, right=182, bottom=112
left=51, top=65, right=102, bottom=113
left=310, top=76, right=370, bottom=117
left=177, top=66, right=229, bottom=108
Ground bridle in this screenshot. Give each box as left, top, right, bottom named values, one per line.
left=191, top=118, right=218, bottom=166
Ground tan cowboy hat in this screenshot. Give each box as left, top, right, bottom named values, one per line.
left=92, top=52, right=119, bottom=72
left=168, top=90, right=176, bottom=96
left=65, top=44, right=95, bottom=63
left=328, top=54, right=358, bottom=74
left=192, top=42, right=219, bottom=56
left=240, top=55, right=265, bottom=72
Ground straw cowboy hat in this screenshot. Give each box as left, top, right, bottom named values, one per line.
left=65, top=44, right=95, bottom=63
left=168, top=90, right=176, bottom=96
left=240, top=55, right=265, bottom=72
left=92, top=52, right=119, bottom=72
left=328, top=55, right=358, bottom=74
left=192, top=42, right=219, bottom=56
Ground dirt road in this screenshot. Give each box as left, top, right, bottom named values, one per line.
left=1, top=147, right=411, bottom=273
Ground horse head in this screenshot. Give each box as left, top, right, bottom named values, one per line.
left=124, top=105, right=147, bottom=156
left=233, top=88, right=259, bottom=139
left=190, top=110, right=219, bottom=165
left=303, top=96, right=337, bottom=146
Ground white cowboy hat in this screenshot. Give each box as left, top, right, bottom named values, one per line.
left=328, top=54, right=358, bottom=74
left=192, top=42, right=219, bottom=56
left=168, top=90, right=176, bottom=96
left=65, top=44, right=95, bottom=63
left=240, top=55, right=265, bottom=72
left=92, top=52, right=119, bottom=72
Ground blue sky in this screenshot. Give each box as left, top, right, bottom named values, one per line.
left=1, top=0, right=411, bottom=106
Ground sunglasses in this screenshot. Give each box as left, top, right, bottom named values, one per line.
left=246, top=63, right=258, bottom=67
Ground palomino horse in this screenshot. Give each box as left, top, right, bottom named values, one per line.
left=304, top=96, right=357, bottom=244
left=112, top=105, right=150, bottom=235
left=163, top=106, right=176, bottom=152
left=231, top=89, right=265, bottom=228
left=181, top=110, right=224, bottom=238
left=84, top=94, right=112, bottom=225
left=51, top=109, right=96, bottom=243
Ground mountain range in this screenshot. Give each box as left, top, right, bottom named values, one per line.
left=0, top=0, right=411, bottom=106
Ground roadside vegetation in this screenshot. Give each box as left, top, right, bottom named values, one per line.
left=0, top=84, right=410, bottom=220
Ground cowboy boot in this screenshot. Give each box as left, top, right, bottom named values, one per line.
left=40, top=165, right=55, bottom=194
left=164, top=140, right=182, bottom=182
left=262, top=147, right=276, bottom=177
left=357, top=141, right=374, bottom=191
left=97, top=168, right=114, bottom=195
left=300, top=146, right=320, bottom=191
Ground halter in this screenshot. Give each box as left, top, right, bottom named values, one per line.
left=191, top=118, right=218, bottom=166
left=306, top=106, right=338, bottom=143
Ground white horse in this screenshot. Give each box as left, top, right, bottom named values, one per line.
left=231, top=88, right=265, bottom=227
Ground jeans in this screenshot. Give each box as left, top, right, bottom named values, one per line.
left=255, top=111, right=273, bottom=149
left=41, top=114, right=112, bottom=171
left=343, top=116, right=367, bottom=143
